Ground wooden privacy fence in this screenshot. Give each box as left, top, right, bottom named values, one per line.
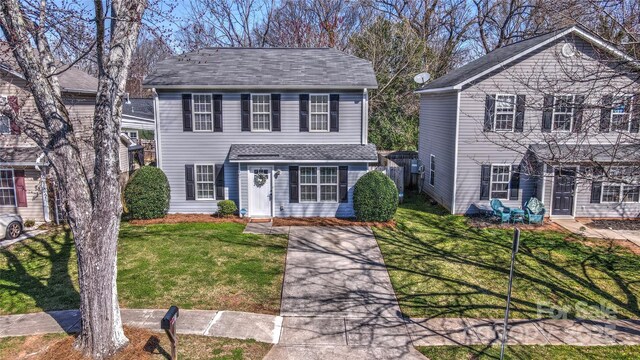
left=377, top=151, right=420, bottom=189
left=371, top=166, right=405, bottom=200
left=140, top=139, right=156, bottom=165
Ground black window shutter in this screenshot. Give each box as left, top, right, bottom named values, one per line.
left=241, top=94, right=250, bottom=131
left=215, top=164, right=225, bottom=199
left=600, top=95, right=612, bottom=133
left=542, top=95, right=554, bottom=132
left=182, top=94, right=192, bottom=132
left=185, top=164, right=195, bottom=200
left=299, top=94, right=309, bottom=132
left=339, top=166, right=348, bottom=203
left=509, top=165, right=521, bottom=200
left=289, top=166, right=299, bottom=203
left=480, top=165, right=491, bottom=200
left=484, top=95, right=495, bottom=132
left=591, top=182, right=602, bottom=203
left=515, top=95, right=525, bottom=132
left=631, top=96, right=640, bottom=133
left=572, top=95, right=585, bottom=133
left=213, top=94, right=223, bottom=132
left=330, top=94, right=339, bottom=132
left=271, top=94, right=281, bottom=131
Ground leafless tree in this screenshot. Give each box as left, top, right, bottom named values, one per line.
left=259, top=0, right=367, bottom=49
left=0, top=0, right=146, bottom=358
left=127, top=35, right=174, bottom=97
left=179, top=0, right=274, bottom=50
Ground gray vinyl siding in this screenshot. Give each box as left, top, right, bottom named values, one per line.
left=451, top=34, right=639, bottom=216
left=158, top=90, right=366, bottom=214
left=418, top=92, right=457, bottom=211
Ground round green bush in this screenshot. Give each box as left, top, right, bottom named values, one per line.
left=353, top=171, right=398, bottom=222
left=217, top=199, right=238, bottom=217
left=124, top=166, right=170, bottom=219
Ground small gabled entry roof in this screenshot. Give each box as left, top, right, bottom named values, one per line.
left=228, top=144, right=378, bottom=163
left=417, top=26, right=638, bottom=93
left=143, top=48, right=378, bottom=90
left=529, top=144, right=640, bottom=164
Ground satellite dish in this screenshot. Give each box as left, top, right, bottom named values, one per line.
left=413, top=72, right=431, bottom=84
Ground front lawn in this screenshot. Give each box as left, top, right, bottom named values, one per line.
left=417, top=345, right=640, bottom=359
left=0, top=222, right=287, bottom=315
left=373, top=193, right=640, bottom=319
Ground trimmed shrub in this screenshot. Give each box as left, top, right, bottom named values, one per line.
left=24, top=219, right=35, bottom=228
left=124, top=166, right=170, bottom=220
left=217, top=200, right=238, bottom=217
left=353, top=171, right=398, bottom=222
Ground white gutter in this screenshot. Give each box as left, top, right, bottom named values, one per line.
left=414, top=86, right=459, bottom=94
left=228, top=159, right=375, bottom=164
left=144, top=84, right=379, bottom=90
left=362, top=88, right=368, bottom=144
left=152, top=88, right=162, bottom=169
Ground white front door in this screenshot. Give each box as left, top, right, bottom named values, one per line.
left=249, top=166, right=272, bottom=217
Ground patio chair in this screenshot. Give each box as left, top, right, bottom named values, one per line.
left=490, top=198, right=512, bottom=223
left=524, top=197, right=546, bottom=224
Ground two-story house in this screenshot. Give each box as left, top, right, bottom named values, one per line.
left=417, top=26, right=640, bottom=218
left=144, top=48, right=378, bottom=218
left=1, top=45, right=133, bottom=223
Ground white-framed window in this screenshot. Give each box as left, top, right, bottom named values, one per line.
left=601, top=183, right=640, bottom=203
left=0, top=95, right=11, bottom=134
left=251, top=94, right=271, bottom=131
left=309, top=94, right=329, bottom=132
left=195, top=164, right=215, bottom=200
left=494, top=94, right=516, bottom=131
left=299, top=166, right=338, bottom=203
left=126, top=130, right=138, bottom=141
left=0, top=169, right=16, bottom=206
left=490, top=164, right=511, bottom=200
left=611, top=95, right=633, bottom=132
left=552, top=95, right=575, bottom=132
left=192, top=94, right=213, bottom=131
left=429, top=154, right=435, bottom=186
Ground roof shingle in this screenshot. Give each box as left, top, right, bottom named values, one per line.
left=229, top=144, right=378, bottom=162
left=144, top=48, right=378, bottom=89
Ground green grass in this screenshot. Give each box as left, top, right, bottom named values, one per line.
left=373, top=193, right=640, bottom=319
left=0, top=222, right=287, bottom=315
left=417, top=345, right=640, bottom=359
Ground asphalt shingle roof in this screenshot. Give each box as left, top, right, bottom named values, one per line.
left=420, top=28, right=568, bottom=90
left=229, top=144, right=378, bottom=162
left=144, top=48, right=378, bottom=89
left=1, top=43, right=98, bottom=93
left=0, top=147, right=43, bottom=164
left=123, top=98, right=154, bottom=120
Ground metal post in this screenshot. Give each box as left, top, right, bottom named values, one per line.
left=500, top=228, right=520, bottom=360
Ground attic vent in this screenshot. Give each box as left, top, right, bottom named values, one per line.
left=561, top=43, right=576, bottom=58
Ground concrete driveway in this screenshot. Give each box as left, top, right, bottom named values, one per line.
left=281, top=226, right=402, bottom=318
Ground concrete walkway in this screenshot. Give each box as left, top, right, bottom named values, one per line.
left=0, top=229, right=48, bottom=248
left=553, top=218, right=640, bottom=246
left=3, top=311, right=640, bottom=348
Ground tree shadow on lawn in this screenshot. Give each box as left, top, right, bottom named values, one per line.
left=376, top=198, right=640, bottom=320
left=0, top=229, right=80, bottom=315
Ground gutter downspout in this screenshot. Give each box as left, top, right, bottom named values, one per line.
left=362, top=88, right=368, bottom=145
left=35, top=153, right=50, bottom=222
left=451, top=90, right=461, bottom=215
left=152, top=88, right=162, bottom=169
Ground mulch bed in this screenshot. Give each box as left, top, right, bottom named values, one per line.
left=272, top=217, right=395, bottom=228
left=584, top=219, right=640, bottom=231
left=128, top=214, right=248, bottom=225
left=465, top=215, right=567, bottom=232
left=35, top=327, right=165, bottom=360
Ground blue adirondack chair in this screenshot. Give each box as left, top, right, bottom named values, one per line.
left=490, top=198, right=511, bottom=223
left=524, top=197, right=546, bottom=224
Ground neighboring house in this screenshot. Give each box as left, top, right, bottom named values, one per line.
left=417, top=26, right=640, bottom=218
left=144, top=48, right=378, bottom=217
left=1, top=46, right=131, bottom=222
left=122, top=96, right=155, bottom=142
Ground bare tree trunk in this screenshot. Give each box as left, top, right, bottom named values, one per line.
left=0, top=0, right=147, bottom=358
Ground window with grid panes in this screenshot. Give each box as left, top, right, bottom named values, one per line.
left=195, top=165, right=215, bottom=199
left=193, top=94, right=213, bottom=131
left=252, top=95, right=271, bottom=131
left=0, top=170, right=15, bottom=206
left=309, top=95, right=329, bottom=131
left=490, top=165, right=510, bottom=199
